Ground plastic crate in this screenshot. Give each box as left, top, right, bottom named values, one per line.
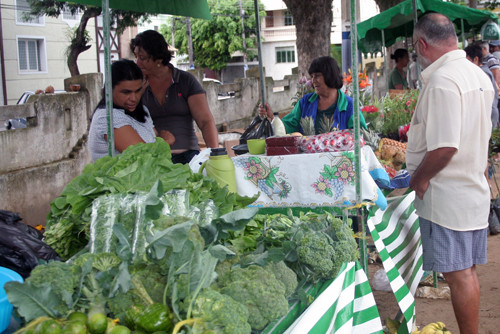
left=0, top=267, right=23, bottom=333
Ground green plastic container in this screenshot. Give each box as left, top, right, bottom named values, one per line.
left=199, top=148, right=237, bottom=193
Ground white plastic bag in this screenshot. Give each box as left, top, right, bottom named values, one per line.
left=188, top=148, right=212, bottom=174
left=271, top=113, right=286, bottom=136
left=372, top=268, right=392, bottom=291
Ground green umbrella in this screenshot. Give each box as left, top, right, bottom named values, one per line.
left=357, top=0, right=497, bottom=54
left=58, top=0, right=212, bottom=156
left=63, top=0, right=212, bottom=19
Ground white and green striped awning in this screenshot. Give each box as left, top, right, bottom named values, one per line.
left=367, top=191, right=424, bottom=334
left=264, top=261, right=384, bottom=334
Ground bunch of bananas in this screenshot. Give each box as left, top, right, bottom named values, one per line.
left=414, top=321, right=451, bottom=334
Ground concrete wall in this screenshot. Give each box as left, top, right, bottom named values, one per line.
left=0, top=71, right=298, bottom=226
left=0, top=73, right=102, bottom=225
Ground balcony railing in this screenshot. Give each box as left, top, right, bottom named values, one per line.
left=261, top=26, right=296, bottom=41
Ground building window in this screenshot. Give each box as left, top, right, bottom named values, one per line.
left=276, top=47, right=295, bottom=63
left=265, top=11, right=274, bottom=27
left=284, top=11, right=294, bottom=26
left=17, top=38, right=46, bottom=73
left=16, top=0, right=44, bottom=25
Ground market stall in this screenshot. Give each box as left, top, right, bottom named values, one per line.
left=0, top=0, right=425, bottom=333
left=357, top=0, right=498, bottom=55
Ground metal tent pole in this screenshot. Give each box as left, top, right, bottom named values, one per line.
left=254, top=0, right=266, bottom=104
left=461, top=18, right=466, bottom=47
left=382, top=29, right=388, bottom=91
left=102, top=0, right=114, bottom=157
left=351, top=0, right=367, bottom=273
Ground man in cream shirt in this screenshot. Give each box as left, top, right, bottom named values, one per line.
left=407, top=13, right=494, bottom=334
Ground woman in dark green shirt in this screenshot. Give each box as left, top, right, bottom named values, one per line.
left=388, top=49, right=410, bottom=90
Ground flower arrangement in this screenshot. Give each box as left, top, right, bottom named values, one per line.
left=343, top=69, right=372, bottom=106
left=292, top=76, right=314, bottom=107
left=361, top=105, right=380, bottom=124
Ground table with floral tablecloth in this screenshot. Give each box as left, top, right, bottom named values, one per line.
left=232, top=146, right=388, bottom=210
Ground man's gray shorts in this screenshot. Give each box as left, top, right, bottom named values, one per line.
left=419, top=217, right=488, bottom=273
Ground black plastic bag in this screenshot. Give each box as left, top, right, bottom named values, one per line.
left=240, top=116, right=274, bottom=144
left=489, top=198, right=500, bottom=235
left=240, top=115, right=263, bottom=144
left=0, top=210, right=61, bottom=278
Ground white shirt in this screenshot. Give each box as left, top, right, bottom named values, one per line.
left=406, top=50, right=494, bottom=231
left=88, top=106, right=156, bottom=161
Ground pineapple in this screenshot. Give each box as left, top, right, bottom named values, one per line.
left=300, top=116, right=316, bottom=136
left=318, top=114, right=337, bottom=134
left=362, top=128, right=381, bottom=151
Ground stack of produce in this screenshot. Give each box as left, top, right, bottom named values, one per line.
left=299, top=130, right=365, bottom=154
left=43, top=138, right=255, bottom=260
left=5, top=139, right=360, bottom=334
left=375, top=138, right=407, bottom=177
left=265, top=134, right=302, bottom=156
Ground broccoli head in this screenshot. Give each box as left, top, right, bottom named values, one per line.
left=217, top=265, right=288, bottom=331
left=292, top=213, right=359, bottom=283
left=265, top=261, right=298, bottom=298
left=107, top=289, right=143, bottom=322
left=25, top=260, right=80, bottom=315
left=129, top=263, right=168, bottom=304
left=296, top=230, right=337, bottom=280
left=191, top=289, right=251, bottom=334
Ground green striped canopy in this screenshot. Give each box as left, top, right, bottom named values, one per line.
left=61, top=0, right=212, bottom=19
left=357, top=0, right=498, bottom=54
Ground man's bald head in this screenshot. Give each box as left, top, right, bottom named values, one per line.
left=413, top=13, right=458, bottom=67
left=414, top=13, right=458, bottom=48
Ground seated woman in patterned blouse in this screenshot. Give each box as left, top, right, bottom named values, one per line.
left=88, top=59, right=175, bottom=162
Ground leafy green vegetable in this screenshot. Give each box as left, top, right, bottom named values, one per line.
left=228, top=209, right=359, bottom=284
left=5, top=253, right=128, bottom=323
left=45, top=139, right=257, bottom=260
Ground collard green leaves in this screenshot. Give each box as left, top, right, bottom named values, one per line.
left=44, top=139, right=256, bottom=259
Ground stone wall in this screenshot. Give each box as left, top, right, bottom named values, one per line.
left=0, top=73, right=103, bottom=225
left=0, top=71, right=299, bottom=226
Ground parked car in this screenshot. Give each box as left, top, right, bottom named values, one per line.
left=4, top=90, right=65, bottom=130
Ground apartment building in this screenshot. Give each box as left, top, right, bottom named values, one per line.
left=261, top=0, right=379, bottom=80
left=0, top=0, right=98, bottom=105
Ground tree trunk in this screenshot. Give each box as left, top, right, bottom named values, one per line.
left=67, top=8, right=101, bottom=77
left=373, top=0, right=403, bottom=12
left=283, top=0, right=332, bottom=78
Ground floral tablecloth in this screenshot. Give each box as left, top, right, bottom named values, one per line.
left=232, top=146, right=388, bottom=209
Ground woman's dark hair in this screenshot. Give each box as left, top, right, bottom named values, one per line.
left=464, top=43, right=484, bottom=63
left=96, top=59, right=148, bottom=123
left=390, top=49, right=409, bottom=62
left=130, top=30, right=172, bottom=65
left=308, top=56, right=343, bottom=89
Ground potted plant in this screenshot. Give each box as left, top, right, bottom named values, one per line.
left=379, top=89, right=419, bottom=141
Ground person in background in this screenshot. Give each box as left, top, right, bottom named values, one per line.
left=130, top=30, right=219, bottom=164
left=464, top=43, right=498, bottom=128
left=259, top=56, right=367, bottom=134
left=479, top=40, right=500, bottom=90
left=407, top=13, right=494, bottom=334
left=407, top=52, right=419, bottom=89
left=388, top=48, right=410, bottom=90
left=489, top=40, right=500, bottom=60
left=88, top=59, right=174, bottom=162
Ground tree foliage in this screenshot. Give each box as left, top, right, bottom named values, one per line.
left=25, top=0, right=150, bottom=76
left=162, top=0, right=264, bottom=72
